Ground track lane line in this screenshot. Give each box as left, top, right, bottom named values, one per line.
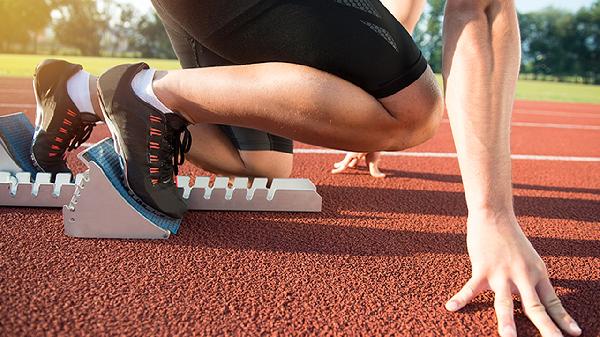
left=291, top=149, right=600, bottom=162
left=0, top=103, right=35, bottom=109
left=441, top=119, right=600, bottom=130
left=514, top=110, right=600, bottom=119
left=77, top=143, right=600, bottom=162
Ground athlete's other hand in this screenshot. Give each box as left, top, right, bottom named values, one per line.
left=331, top=152, right=386, bottom=178
left=445, top=212, right=582, bottom=337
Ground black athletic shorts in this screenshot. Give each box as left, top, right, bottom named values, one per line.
left=152, top=0, right=428, bottom=153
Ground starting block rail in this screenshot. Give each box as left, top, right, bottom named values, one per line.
left=65, top=139, right=321, bottom=239
left=1, top=112, right=322, bottom=240
left=178, top=176, right=321, bottom=212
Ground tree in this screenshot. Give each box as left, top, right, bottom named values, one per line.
left=519, top=2, right=599, bottom=83
left=414, top=0, right=446, bottom=73
left=52, top=0, right=109, bottom=56
left=129, top=12, right=176, bottom=59
left=573, top=1, right=599, bottom=83
left=0, top=0, right=52, bottom=52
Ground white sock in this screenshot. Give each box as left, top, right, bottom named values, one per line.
left=66, top=70, right=95, bottom=113
left=131, top=69, right=173, bottom=114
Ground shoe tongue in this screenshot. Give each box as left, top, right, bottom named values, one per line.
left=79, top=112, right=101, bottom=123
left=165, top=113, right=188, bottom=130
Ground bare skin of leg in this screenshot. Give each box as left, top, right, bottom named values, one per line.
left=153, top=63, right=442, bottom=153
left=332, top=0, right=427, bottom=178
left=87, top=73, right=293, bottom=179
left=185, top=124, right=293, bottom=178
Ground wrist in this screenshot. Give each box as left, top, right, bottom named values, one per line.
left=467, top=205, right=517, bottom=227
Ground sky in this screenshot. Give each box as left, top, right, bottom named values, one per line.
left=515, top=0, right=594, bottom=12
left=125, top=0, right=595, bottom=14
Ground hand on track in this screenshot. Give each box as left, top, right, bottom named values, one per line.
left=331, top=152, right=386, bottom=178
left=445, top=212, right=582, bottom=337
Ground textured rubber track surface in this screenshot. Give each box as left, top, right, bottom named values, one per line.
left=1, top=77, right=599, bottom=336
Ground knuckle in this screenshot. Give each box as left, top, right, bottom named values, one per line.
left=545, top=297, right=563, bottom=308
left=524, top=302, right=546, bottom=316
left=495, top=298, right=513, bottom=308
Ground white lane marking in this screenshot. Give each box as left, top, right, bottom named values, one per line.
left=0, top=89, right=31, bottom=94
left=514, top=110, right=600, bottom=119
left=0, top=88, right=33, bottom=95
left=292, top=148, right=600, bottom=162
left=80, top=143, right=600, bottom=162
left=0, top=103, right=35, bottom=109
left=441, top=119, right=600, bottom=130
left=511, top=121, right=600, bottom=130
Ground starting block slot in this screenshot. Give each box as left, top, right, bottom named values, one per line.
left=0, top=171, right=81, bottom=208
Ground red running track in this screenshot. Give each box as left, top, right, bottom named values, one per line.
left=1, top=77, right=599, bottom=336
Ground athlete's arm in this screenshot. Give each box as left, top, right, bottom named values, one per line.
left=442, top=1, right=581, bottom=336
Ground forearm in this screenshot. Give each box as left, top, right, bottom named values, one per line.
left=442, top=1, right=521, bottom=215
left=381, top=0, right=426, bottom=33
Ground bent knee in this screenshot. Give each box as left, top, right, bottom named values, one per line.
left=379, top=69, right=443, bottom=150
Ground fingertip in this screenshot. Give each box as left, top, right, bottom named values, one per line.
left=445, top=300, right=461, bottom=312
left=569, top=322, right=582, bottom=336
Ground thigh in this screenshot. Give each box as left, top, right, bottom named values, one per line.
left=154, top=1, right=294, bottom=154
left=153, top=0, right=428, bottom=98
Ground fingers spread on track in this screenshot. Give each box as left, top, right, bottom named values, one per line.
left=537, top=278, right=582, bottom=336
left=519, top=284, right=564, bottom=337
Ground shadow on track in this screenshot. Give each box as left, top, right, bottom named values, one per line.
left=174, top=215, right=599, bottom=258
left=314, top=185, right=600, bottom=222
left=340, top=167, right=600, bottom=195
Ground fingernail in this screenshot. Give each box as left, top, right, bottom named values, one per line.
left=446, top=301, right=459, bottom=311
left=570, top=322, right=581, bottom=334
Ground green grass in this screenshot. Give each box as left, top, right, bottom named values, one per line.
left=0, top=54, right=181, bottom=78
left=515, top=79, right=600, bottom=104
left=2, top=54, right=599, bottom=104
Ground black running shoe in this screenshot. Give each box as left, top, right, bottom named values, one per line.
left=97, top=63, right=191, bottom=219
left=31, top=59, right=100, bottom=174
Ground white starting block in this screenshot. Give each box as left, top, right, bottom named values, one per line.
left=64, top=138, right=322, bottom=239
left=63, top=139, right=181, bottom=239
left=1, top=112, right=322, bottom=240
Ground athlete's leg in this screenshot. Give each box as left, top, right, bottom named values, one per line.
left=150, top=0, right=442, bottom=153
left=154, top=62, right=441, bottom=153
left=332, top=0, right=427, bottom=177
left=157, top=7, right=293, bottom=179
left=185, top=123, right=293, bottom=178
